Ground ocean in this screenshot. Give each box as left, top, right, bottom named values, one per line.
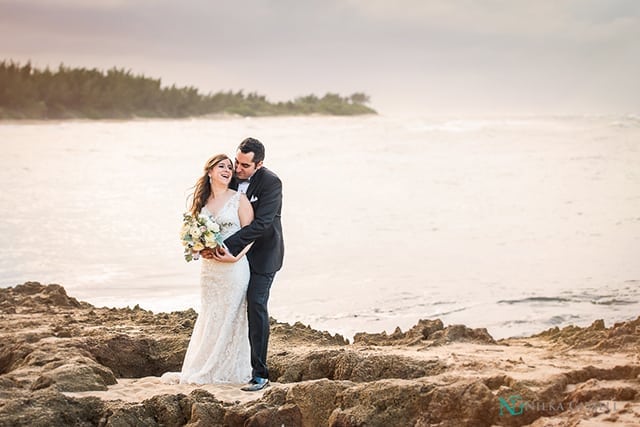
left=1, top=114, right=638, bottom=340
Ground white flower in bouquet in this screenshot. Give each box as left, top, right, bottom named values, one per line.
left=203, top=232, right=218, bottom=247
left=190, top=225, right=203, bottom=239
left=209, top=221, right=221, bottom=233
left=198, top=214, right=219, bottom=233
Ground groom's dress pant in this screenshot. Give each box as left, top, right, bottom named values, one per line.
left=247, top=270, right=276, bottom=379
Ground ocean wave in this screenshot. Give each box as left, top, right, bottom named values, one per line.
left=591, top=299, right=638, bottom=306
left=434, top=306, right=471, bottom=316
left=498, top=295, right=639, bottom=307
left=608, top=114, right=640, bottom=129
left=498, top=296, right=572, bottom=305
left=404, top=118, right=544, bottom=133
left=547, top=314, right=581, bottom=325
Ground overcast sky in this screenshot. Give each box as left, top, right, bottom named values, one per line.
left=1, top=0, right=638, bottom=115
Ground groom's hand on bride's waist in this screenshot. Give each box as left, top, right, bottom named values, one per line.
left=212, top=246, right=237, bottom=263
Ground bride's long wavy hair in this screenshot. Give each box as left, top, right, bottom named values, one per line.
left=188, top=154, right=232, bottom=217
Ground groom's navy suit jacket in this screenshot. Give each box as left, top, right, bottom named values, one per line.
left=226, top=167, right=284, bottom=274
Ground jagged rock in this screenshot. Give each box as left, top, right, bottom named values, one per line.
left=330, top=380, right=428, bottom=426
left=567, top=380, right=637, bottom=403
left=428, top=323, right=496, bottom=346
left=327, top=379, right=496, bottom=426
left=238, top=404, right=302, bottom=427
left=535, top=317, right=640, bottom=351
left=31, top=356, right=116, bottom=392
left=81, top=334, right=187, bottom=378
left=143, top=394, right=190, bottom=426
left=177, top=389, right=226, bottom=427
left=353, top=318, right=445, bottom=345
left=0, top=282, right=85, bottom=314
left=270, top=319, right=349, bottom=346
left=285, top=379, right=352, bottom=426
left=0, top=389, right=105, bottom=427
left=100, top=404, right=158, bottom=427
left=270, top=348, right=445, bottom=383
left=353, top=318, right=496, bottom=346
left=0, top=343, right=32, bottom=374
left=427, top=380, right=498, bottom=426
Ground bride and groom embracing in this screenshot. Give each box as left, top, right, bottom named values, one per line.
left=163, top=137, right=283, bottom=392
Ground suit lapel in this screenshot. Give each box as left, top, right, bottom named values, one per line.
left=246, top=167, right=264, bottom=200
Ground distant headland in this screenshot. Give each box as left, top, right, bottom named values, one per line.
left=0, top=60, right=377, bottom=120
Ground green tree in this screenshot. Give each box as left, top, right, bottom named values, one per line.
left=0, top=60, right=377, bottom=119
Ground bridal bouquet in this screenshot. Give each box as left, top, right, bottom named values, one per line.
left=180, top=213, right=225, bottom=262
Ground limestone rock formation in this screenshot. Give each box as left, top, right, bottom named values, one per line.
left=0, top=282, right=638, bottom=426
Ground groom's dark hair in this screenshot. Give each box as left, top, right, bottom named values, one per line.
left=238, top=137, right=265, bottom=164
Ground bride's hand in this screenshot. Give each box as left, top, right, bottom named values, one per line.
left=200, top=248, right=215, bottom=259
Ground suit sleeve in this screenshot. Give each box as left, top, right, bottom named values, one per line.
left=224, top=174, right=282, bottom=256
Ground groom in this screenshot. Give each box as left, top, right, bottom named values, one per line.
left=213, top=137, right=284, bottom=391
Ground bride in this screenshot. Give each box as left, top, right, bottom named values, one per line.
left=164, top=154, right=254, bottom=384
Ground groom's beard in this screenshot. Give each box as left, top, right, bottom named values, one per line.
left=233, top=172, right=248, bottom=183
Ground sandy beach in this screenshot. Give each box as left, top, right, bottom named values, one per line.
left=64, top=377, right=268, bottom=405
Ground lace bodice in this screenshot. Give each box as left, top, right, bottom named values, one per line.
left=201, top=191, right=242, bottom=241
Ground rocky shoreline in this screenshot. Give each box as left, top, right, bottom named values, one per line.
left=0, top=282, right=638, bottom=426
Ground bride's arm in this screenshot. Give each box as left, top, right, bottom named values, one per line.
left=234, top=194, right=254, bottom=257
left=238, top=193, right=254, bottom=227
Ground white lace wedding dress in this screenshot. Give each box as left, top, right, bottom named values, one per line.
left=162, top=191, right=251, bottom=384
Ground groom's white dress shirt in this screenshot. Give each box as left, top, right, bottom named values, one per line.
left=237, top=180, right=249, bottom=194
